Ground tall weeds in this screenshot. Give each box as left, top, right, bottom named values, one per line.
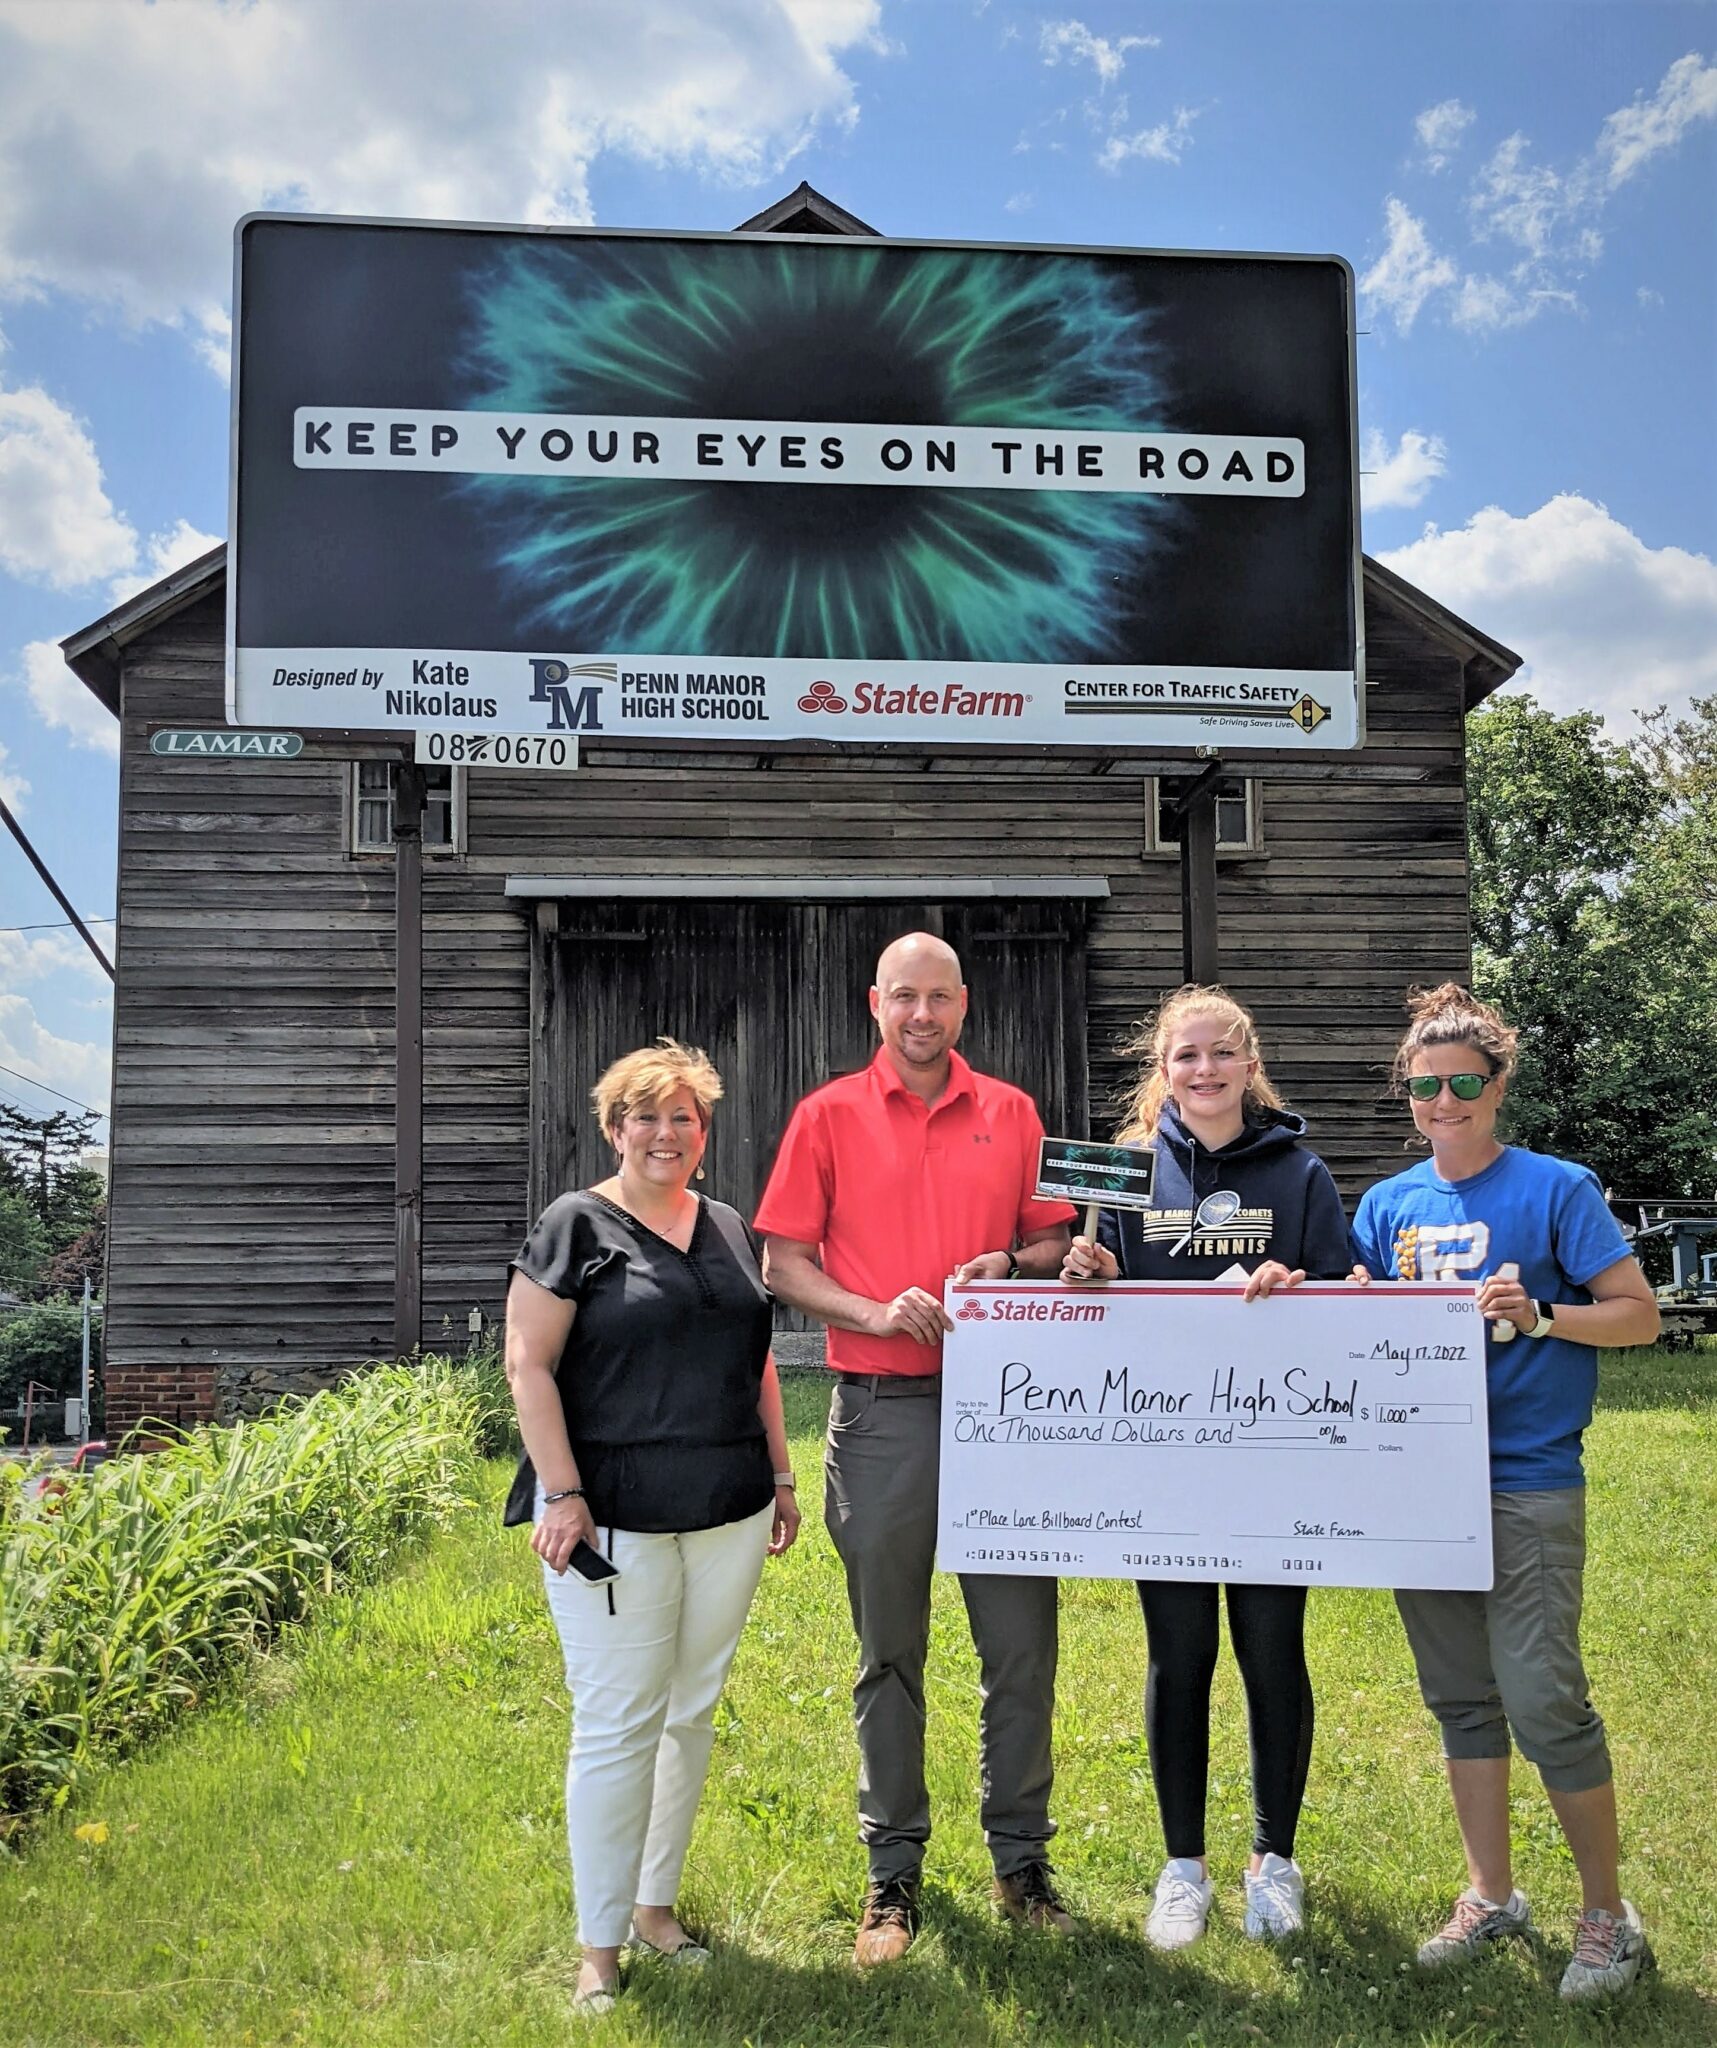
left=0, top=1356, right=499, bottom=1831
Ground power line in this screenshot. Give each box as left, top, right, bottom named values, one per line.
left=0, top=1064, right=110, bottom=1121
left=0, top=916, right=117, bottom=934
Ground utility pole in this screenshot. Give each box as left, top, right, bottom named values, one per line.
left=393, top=764, right=426, bottom=1360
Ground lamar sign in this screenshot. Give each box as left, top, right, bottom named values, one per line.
left=151, top=729, right=303, bottom=759
left=230, top=216, right=1362, bottom=751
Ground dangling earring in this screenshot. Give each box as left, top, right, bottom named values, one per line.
left=695, top=1165, right=706, bottom=1182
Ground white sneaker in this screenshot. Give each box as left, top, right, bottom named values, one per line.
left=1145, top=1857, right=1214, bottom=1951
left=1417, top=1886, right=1532, bottom=1968
left=1559, top=1900, right=1650, bottom=2002
left=1243, top=1853, right=1305, bottom=1939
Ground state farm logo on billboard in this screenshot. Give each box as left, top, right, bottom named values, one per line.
left=795, top=680, right=1027, bottom=721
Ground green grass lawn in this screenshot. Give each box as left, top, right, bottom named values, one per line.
left=2, top=1350, right=1713, bottom=2048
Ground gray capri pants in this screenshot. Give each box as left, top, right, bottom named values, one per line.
left=1395, top=1487, right=1611, bottom=1795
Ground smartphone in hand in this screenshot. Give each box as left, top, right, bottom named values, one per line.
left=567, top=1538, right=622, bottom=1584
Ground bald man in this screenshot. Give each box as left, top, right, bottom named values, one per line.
left=756, top=931, right=1075, bottom=1963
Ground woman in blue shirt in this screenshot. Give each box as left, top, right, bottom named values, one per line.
left=1351, top=984, right=1659, bottom=2004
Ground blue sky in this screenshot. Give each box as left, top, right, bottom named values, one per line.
left=1, top=0, right=1713, bottom=1132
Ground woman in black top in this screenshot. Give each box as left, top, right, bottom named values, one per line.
left=504, top=1038, right=799, bottom=2015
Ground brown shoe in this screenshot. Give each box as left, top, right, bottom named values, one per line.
left=854, top=1874, right=921, bottom=1966
left=993, top=1861, right=1077, bottom=1934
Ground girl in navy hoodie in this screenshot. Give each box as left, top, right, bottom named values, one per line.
left=1062, top=985, right=1350, bottom=1951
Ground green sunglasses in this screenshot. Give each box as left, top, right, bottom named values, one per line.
left=1406, top=1071, right=1494, bottom=1102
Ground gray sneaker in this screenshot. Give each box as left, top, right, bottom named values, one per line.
left=1559, top=1900, right=1650, bottom=2002
left=1417, top=1886, right=1533, bottom=1967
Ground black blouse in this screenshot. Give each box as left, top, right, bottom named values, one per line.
left=502, top=1190, right=774, bottom=1534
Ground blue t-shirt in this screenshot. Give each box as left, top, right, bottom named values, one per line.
left=1350, top=1147, right=1631, bottom=1492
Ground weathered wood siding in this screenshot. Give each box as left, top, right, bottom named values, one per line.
left=104, top=577, right=1469, bottom=1427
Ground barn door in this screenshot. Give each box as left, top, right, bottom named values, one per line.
left=531, top=896, right=1090, bottom=1225
left=534, top=900, right=803, bottom=1218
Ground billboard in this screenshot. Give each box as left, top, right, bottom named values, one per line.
left=229, top=216, right=1361, bottom=750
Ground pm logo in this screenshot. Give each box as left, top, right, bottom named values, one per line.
left=956, top=1298, right=990, bottom=1321
left=529, top=659, right=613, bottom=732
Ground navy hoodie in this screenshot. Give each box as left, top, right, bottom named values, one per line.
left=1097, top=1100, right=1351, bottom=1281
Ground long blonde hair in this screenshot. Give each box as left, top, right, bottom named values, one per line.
left=1116, top=985, right=1284, bottom=1145
left=1390, top=982, right=1519, bottom=1092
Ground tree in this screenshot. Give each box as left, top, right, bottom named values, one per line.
left=44, top=1209, right=105, bottom=1296
left=0, top=1189, right=47, bottom=1297
left=0, top=1299, right=86, bottom=1406
left=1465, top=692, right=1717, bottom=1197
left=0, top=1106, right=105, bottom=1267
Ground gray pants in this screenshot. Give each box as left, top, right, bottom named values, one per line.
left=1395, top=1487, right=1611, bottom=1795
left=824, top=1375, right=1059, bottom=1882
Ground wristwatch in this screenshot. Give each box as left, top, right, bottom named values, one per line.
left=1522, top=1301, right=1555, bottom=1338
left=1003, top=1251, right=1021, bottom=1279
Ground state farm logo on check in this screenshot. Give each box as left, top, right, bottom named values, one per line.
left=961, top=1297, right=1108, bottom=1323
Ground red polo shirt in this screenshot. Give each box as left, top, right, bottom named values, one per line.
left=754, top=1047, right=1075, bottom=1376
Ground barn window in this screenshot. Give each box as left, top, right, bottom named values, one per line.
left=1147, top=776, right=1259, bottom=854
left=349, top=763, right=465, bottom=854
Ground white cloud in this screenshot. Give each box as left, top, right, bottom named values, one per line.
left=1360, top=199, right=1458, bottom=333
left=1039, top=20, right=1158, bottom=86
left=16, top=638, right=119, bottom=758
left=1374, top=53, right=1715, bottom=339
left=107, top=519, right=223, bottom=607
left=1360, top=427, right=1447, bottom=511
left=1415, top=97, right=1474, bottom=171
left=1467, top=133, right=1567, bottom=257
left=0, top=927, right=110, bottom=992
left=0, top=0, right=879, bottom=367
left=1450, top=266, right=1579, bottom=333
left=1637, top=284, right=1664, bottom=310
left=1379, top=495, right=1717, bottom=728
left=1595, top=51, right=1717, bottom=188
left=0, top=993, right=111, bottom=1119
left=1003, top=191, right=1035, bottom=214
left=0, top=736, right=25, bottom=809
left=0, top=383, right=137, bottom=588
left=1099, top=106, right=1200, bottom=170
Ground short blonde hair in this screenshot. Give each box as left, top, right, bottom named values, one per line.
left=591, top=1038, right=724, bottom=1137
left=1116, top=984, right=1284, bottom=1146
left=1390, top=983, right=1519, bottom=1091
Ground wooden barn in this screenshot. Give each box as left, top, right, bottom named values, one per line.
left=60, top=190, right=1521, bottom=1433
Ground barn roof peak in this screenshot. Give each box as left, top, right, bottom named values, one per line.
left=732, top=181, right=880, bottom=237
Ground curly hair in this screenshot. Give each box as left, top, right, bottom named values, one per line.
left=1390, top=983, right=1519, bottom=1091
left=590, top=1037, right=724, bottom=1136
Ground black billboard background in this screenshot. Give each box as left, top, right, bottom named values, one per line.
left=234, top=218, right=1356, bottom=672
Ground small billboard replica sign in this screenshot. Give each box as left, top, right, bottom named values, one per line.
left=228, top=217, right=1361, bottom=751
left=1036, top=1137, right=1157, bottom=1210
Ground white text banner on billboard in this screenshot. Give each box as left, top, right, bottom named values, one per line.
left=235, top=653, right=1356, bottom=747
left=939, top=1283, right=1492, bottom=1589
left=232, top=218, right=1360, bottom=746
left=295, top=410, right=1305, bottom=497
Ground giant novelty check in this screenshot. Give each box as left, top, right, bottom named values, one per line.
left=940, top=1282, right=1492, bottom=1590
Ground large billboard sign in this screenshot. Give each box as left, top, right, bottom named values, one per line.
left=228, top=217, right=1361, bottom=750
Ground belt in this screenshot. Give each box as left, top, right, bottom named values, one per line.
left=835, top=1371, right=942, bottom=1397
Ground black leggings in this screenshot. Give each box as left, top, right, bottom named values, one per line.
left=1137, top=1580, right=1314, bottom=1860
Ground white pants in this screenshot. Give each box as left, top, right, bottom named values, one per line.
left=538, top=1503, right=772, bottom=1946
